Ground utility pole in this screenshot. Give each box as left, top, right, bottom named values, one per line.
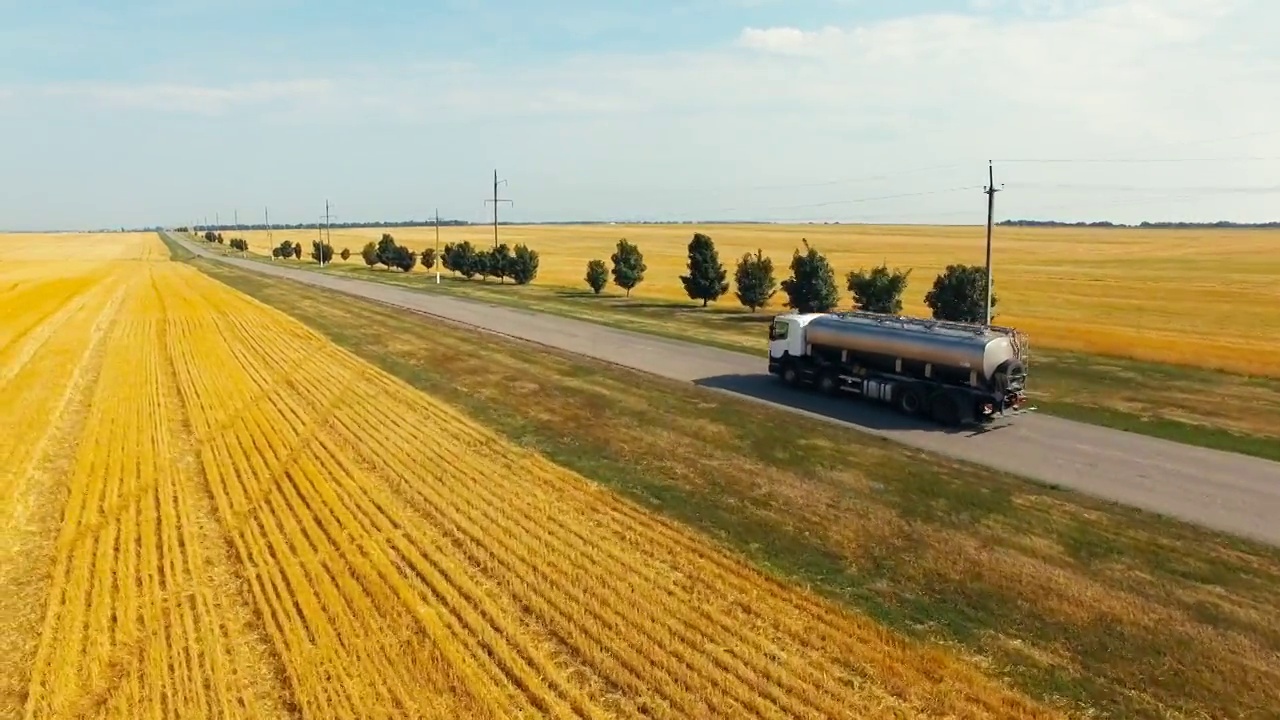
left=319, top=200, right=335, bottom=267
left=434, top=207, right=441, bottom=284
left=265, top=207, right=273, bottom=255
left=484, top=169, right=512, bottom=249
left=983, top=160, right=1003, bottom=326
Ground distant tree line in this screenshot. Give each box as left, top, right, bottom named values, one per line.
left=182, top=219, right=472, bottom=233
left=172, top=217, right=1280, bottom=237
left=999, top=219, right=1280, bottom=229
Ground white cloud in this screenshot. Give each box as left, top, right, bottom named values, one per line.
left=735, top=25, right=848, bottom=56
left=40, top=79, right=333, bottom=115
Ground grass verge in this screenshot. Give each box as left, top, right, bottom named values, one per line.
left=197, top=239, right=1280, bottom=462
left=188, top=249, right=1280, bottom=720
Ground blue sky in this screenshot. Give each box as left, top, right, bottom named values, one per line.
left=2, top=0, right=1278, bottom=230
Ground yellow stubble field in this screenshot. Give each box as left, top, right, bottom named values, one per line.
left=234, top=223, right=1280, bottom=376
left=0, top=230, right=1059, bottom=718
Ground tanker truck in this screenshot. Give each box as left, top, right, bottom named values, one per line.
left=767, top=310, right=1033, bottom=427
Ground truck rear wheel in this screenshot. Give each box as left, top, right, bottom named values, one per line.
left=897, top=386, right=925, bottom=416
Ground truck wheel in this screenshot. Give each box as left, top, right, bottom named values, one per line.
left=897, top=386, right=925, bottom=416
left=781, top=363, right=801, bottom=387
left=817, top=371, right=839, bottom=395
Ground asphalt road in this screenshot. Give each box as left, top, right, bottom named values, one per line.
left=168, top=233, right=1280, bottom=547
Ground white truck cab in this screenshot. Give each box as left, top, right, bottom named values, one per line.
left=768, top=313, right=822, bottom=368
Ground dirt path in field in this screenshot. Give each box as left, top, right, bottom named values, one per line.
left=166, top=233, right=1280, bottom=548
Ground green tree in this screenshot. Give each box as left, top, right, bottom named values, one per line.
left=392, top=248, right=417, bottom=272
left=508, top=244, right=539, bottom=285
left=277, top=239, right=296, bottom=259
left=489, top=243, right=513, bottom=284
left=292, top=242, right=302, bottom=260
left=846, top=264, right=912, bottom=314
left=216, top=232, right=224, bottom=244
left=451, top=241, right=479, bottom=279
left=679, top=232, right=729, bottom=307
left=474, top=249, right=494, bottom=281
left=610, top=238, right=646, bottom=297
left=585, top=259, right=608, bottom=294
left=203, top=230, right=216, bottom=242
left=369, top=233, right=417, bottom=272
left=779, top=239, right=839, bottom=313
left=375, top=233, right=399, bottom=268
left=420, top=248, right=437, bottom=270
left=310, top=240, right=334, bottom=264
left=441, top=242, right=456, bottom=274
left=733, top=248, right=778, bottom=312
left=360, top=241, right=379, bottom=267
left=924, top=264, right=996, bottom=323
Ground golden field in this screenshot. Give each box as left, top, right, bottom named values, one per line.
left=230, top=223, right=1280, bottom=376
left=0, top=231, right=1058, bottom=719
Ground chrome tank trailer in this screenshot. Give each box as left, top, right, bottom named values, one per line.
left=804, top=311, right=1027, bottom=389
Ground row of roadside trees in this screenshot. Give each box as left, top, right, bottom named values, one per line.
left=584, top=233, right=999, bottom=323
left=193, top=228, right=995, bottom=323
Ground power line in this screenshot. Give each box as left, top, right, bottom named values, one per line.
left=1081, top=128, right=1280, bottom=159
left=702, top=184, right=985, bottom=215
left=742, top=163, right=971, bottom=191
left=993, top=155, right=1280, bottom=164
left=1010, top=181, right=1280, bottom=194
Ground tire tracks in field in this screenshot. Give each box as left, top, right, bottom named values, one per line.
left=203, top=290, right=605, bottom=719
left=167, top=276, right=507, bottom=718
left=0, top=271, right=110, bottom=392
left=151, top=265, right=299, bottom=719
left=0, top=276, right=124, bottom=717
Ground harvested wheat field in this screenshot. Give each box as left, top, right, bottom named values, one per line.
left=235, top=223, right=1280, bottom=376
left=0, top=232, right=1059, bottom=718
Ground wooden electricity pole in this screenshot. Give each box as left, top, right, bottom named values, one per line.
left=983, top=160, right=1003, bottom=326
left=484, top=169, right=512, bottom=249
left=319, top=200, right=336, bottom=266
